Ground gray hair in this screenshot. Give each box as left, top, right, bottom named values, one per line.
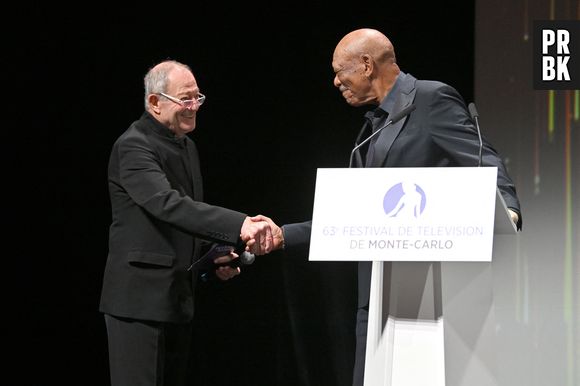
left=143, top=60, right=192, bottom=109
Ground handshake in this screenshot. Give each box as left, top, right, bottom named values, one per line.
left=240, top=215, right=284, bottom=255
left=199, top=215, right=284, bottom=282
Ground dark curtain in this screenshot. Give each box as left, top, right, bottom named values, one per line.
left=21, top=3, right=474, bottom=386
left=278, top=254, right=358, bottom=386
left=191, top=249, right=357, bottom=386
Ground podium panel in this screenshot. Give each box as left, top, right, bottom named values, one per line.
left=309, top=167, right=498, bottom=262
left=309, top=167, right=517, bottom=386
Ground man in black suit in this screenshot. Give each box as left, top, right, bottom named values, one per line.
left=252, top=28, right=522, bottom=386
left=99, top=60, right=274, bottom=386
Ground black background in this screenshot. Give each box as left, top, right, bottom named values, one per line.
left=14, top=3, right=474, bottom=385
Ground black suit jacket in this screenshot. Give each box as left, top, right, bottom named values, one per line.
left=99, top=112, right=247, bottom=323
left=283, top=73, right=522, bottom=308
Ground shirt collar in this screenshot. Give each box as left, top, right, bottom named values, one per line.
left=377, top=71, right=406, bottom=116
left=142, top=111, right=188, bottom=146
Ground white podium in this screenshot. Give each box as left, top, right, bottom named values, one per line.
left=309, top=167, right=517, bottom=386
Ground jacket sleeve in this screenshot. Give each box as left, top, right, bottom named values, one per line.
left=115, top=132, right=247, bottom=244
left=282, top=221, right=313, bottom=252
left=426, top=84, right=522, bottom=229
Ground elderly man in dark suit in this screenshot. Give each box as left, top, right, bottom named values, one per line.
left=252, top=28, right=522, bottom=386
left=100, top=60, right=274, bottom=386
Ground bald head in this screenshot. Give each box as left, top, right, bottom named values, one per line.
left=332, top=28, right=400, bottom=106
left=144, top=60, right=193, bottom=106
left=333, top=28, right=396, bottom=66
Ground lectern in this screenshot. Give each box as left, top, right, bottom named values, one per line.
left=309, top=167, right=517, bottom=386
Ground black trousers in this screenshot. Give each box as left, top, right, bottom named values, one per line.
left=104, top=314, right=193, bottom=386
left=352, top=307, right=368, bottom=386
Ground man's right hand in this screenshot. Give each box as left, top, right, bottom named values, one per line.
left=248, top=215, right=284, bottom=254
left=241, top=216, right=273, bottom=255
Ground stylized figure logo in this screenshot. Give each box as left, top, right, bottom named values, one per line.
left=383, top=182, right=426, bottom=218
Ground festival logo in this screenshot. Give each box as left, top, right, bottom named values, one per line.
left=383, top=182, right=426, bottom=218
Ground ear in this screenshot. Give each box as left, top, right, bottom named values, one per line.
left=147, top=93, right=162, bottom=114
left=360, top=54, right=374, bottom=77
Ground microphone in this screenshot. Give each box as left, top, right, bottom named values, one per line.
left=238, top=251, right=256, bottom=265
left=189, top=243, right=255, bottom=282
left=349, top=104, right=416, bottom=168
left=468, top=102, right=483, bottom=167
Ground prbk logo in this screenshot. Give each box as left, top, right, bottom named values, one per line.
left=383, top=182, right=426, bottom=218
left=534, top=20, right=580, bottom=89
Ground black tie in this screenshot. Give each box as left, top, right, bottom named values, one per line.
left=351, top=111, right=374, bottom=167
left=365, top=109, right=388, bottom=167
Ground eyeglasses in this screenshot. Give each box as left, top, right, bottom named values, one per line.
left=158, top=92, right=206, bottom=109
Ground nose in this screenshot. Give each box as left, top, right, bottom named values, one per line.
left=333, top=75, right=341, bottom=88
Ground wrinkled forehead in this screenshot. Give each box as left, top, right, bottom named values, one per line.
left=332, top=45, right=358, bottom=71
left=167, top=68, right=198, bottom=93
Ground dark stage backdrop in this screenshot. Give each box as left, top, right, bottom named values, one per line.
left=17, top=3, right=476, bottom=386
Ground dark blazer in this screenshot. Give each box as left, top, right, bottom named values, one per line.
left=99, top=112, right=247, bottom=323
left=283, top=72, right=522, bottom=308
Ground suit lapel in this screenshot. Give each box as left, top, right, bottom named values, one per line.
left=369, top=76, right=417, bottom=167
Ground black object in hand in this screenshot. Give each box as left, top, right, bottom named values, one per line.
left=192, top=243, right=255, bottom=282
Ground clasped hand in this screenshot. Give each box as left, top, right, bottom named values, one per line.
left=211, top=216, right=279, bottom=280
left=240, top=216, right=276, bottom=255
left=243, top=215, right=284, bottom=255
